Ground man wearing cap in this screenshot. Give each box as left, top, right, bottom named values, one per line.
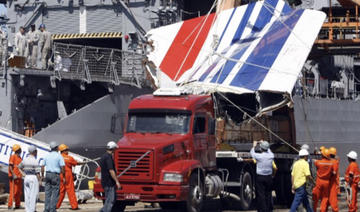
left=345, top=151, right=359, bottom=212
left=41, top=141, right=65, bottom=212
left=39, top=24, right=52, bottom=69
left=18, top=145, right=41, bottom=212
left=14, top=26, right=26, bottom=56
left=8, top=144, right=23, bottom=209
left=290, top=149, right=315, bottom=212
left=99, top=141, right=121, bottom=212
left=26, top=24, right=40, bottom=68
left=250, top=140, right=274, bottom=212
left=56, top=144, right=86, bottom=210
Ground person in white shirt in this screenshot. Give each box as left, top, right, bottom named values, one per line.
left=39, top=24, right=52, bottom=69
left=18, top=146, right=41, bottom=212
left=14, top=26, right=26, bottom=56
left=26, top=24, right=40, bottom=68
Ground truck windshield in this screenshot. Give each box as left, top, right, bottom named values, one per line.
left=127, top=111, right=191, bottom=134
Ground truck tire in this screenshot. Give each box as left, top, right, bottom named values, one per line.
left=185, top=173, right=204, bottom=212
left=239, top=171, right=253, bottom=210
left=111, top=201, right=126, bottom=212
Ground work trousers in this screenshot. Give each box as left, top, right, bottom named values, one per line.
left=327, top=178, right=339, bottom=212
left=24, top=175, right=39, bottom=212
left=100, top=186, right=116, bottom=212
left=41, top=47, right=50, bottom=69
left=28, top=44, right=38, bottom=68
left=290, top=185, right=313, bottom=212
left=8, top=177, right=22, bottom=208
left=57, top=172, right=78, bottom=209
left=44, top=172, right=60, bottom=212
left=313, top=178, right=330, bottom=212
left=349, top=183, right=358, bottom=212
left=256, top=174, right=273, bottom=212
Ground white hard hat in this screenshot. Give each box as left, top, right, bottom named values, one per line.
left=49, top=141, right=58, bottom=150
left=299, top=149, right=309, bottom=156
left=106, top=141, right=118, bottom=150
left=28, top=145, right=37, bottom=153
left=347, top=151, right=358, bottom=160
left=301, top=144, right=310, bottom=151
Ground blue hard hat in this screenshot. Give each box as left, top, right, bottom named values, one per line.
left=39, top=24, right=45, bottom=29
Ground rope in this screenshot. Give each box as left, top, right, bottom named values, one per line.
left=74, top=157, right=100, bottom=191
left=216, top=92, right=299, bottom=152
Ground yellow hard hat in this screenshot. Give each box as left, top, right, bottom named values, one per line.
left=329, top=147, right=337, bottom=156
left=58, top=144, right=69, bottom=152
left=12, top=144, right=21, bottom=152
left=320, top=146, right=325, bottom=151
left=322, top=148, right=330, bottom=158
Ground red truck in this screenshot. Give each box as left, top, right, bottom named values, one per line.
left=93, top=91, right=298, bottom=212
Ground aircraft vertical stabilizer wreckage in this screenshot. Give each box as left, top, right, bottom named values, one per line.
left=145, top=0, right=326, bottom=114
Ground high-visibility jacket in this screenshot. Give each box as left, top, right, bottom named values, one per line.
left=313, top=158, right=335, bottom=212
left=8, top=154, right=23, bottom=208
left=56, top=153, right=79, bottom=209
left=345, top=161, right=359, bottom=212
left=327, top=159, right=339, bottom=212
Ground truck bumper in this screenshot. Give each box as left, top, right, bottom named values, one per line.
left=93, top=182, right=189, bottom=202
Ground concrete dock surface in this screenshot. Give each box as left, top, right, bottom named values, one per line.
left=0, top=192, right=358, bottom=212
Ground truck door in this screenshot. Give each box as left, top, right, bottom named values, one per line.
left=193, top=115, right=209, bottom=167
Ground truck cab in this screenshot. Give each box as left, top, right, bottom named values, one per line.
left=93, top=93, right=219, bottom=212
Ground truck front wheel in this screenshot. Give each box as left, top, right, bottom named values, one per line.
left=186, top=173, right=204, bottom=212
left=239, top=171, right=253, bottom=210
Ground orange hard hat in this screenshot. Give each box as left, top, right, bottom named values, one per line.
left=12, top=144, right=21, bottom=152
left=58, top=144, right=69, bottom=152
left=322, top=148, right=330, bottom=158
left=329, top=147, right=337, bottom=156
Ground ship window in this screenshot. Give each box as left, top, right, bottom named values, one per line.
left=193, top=117, right=206, bottom=134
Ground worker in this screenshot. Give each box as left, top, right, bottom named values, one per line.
left=8, top=144, right=23, bottom=209
left=56, top=144, right=86, bottom=210
left=326, top=147, right=339, bottom=212
left=39, top=24, right=52, bottom=69
left=345, top=151, right=359, bottom=212
left=26, top=24, right=40, bottom=68
left=14, top=26, right=26, bottom=56
left=312, top=148, right=335, bottom=212
left=290, top=149, right=315, bottom=212
left=41, top=141, right=65, bottom=212
left=18, top=145, right=41, bottom=212
left=99, top=141, right=121, bottom=212
left=297, top=144, right=317, bottom=212
left=250, top=140, right=274, bottom=212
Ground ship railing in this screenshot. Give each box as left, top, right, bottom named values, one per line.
left=52, top=42, right=146, bottom=88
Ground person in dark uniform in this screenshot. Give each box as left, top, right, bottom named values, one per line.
left=99, top=141, right=121, bottom=212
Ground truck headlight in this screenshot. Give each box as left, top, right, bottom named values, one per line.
left=163, top=173, right=183, bottom=182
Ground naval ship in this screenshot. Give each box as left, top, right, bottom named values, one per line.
left=0, top=0, right=359, bottom=182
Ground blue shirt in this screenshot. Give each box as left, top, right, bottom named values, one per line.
left=250, top=148, right=274, bottom=175
left=41, top=151, right=65, bottom=173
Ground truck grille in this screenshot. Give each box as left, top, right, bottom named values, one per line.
left=116, top=149, right=154, bottom=181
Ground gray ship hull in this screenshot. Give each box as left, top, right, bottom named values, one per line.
left=293, top=95, right=360, bottom=174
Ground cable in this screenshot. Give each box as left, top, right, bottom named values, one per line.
left=216, top=91, right=299, bottom=152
